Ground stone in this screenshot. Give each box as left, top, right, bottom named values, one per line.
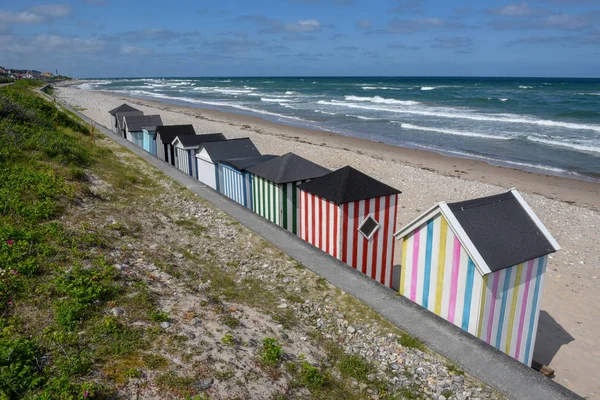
left=111, top=307, right=125, bottom=316
left=347, top=325, right=357, bottom=334
left=194, top=378, right=214, bottom=390
left=160, top=321, right=171, bottom=329
left=278, top=303, right=288, bottom=309
left=174, top=253, right=184, bottom=259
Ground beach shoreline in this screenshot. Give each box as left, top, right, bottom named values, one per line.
left=56, top=84, right=600, bottom=399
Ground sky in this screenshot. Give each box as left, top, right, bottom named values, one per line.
left=0, top=0, right=599, bottom=78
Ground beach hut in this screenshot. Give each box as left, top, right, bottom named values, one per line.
left=123, top=115, right=163, bottom=146
left=393, top=189, right=560, bottom=366
left=247, top=153, right=330, bottom=234
left=108, top=104, right=140, bottom=133
left=297, top=166, right=401, bottom=286
left=172, top=133, right=226, bottom=178
left=115, top=111, right=144, bottom=138
left=218, top=155, right=278, bottom=209
left=196, top=138, right=260, bottom=190
left=141, top=128, right=157, bottom=155
left=154, top=125, right=196, bottom=166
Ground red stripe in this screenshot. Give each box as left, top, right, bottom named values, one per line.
left=325, top=200, right=330, bottom=255
left=362, top=199, right=370, bottom=274
left=381, top=195, right=391, bottom=287
left=372, top=196, right=381, bottom=281
left=341, top=203, right=349, bottom=263
left=352, top=202, right=359, bottom=269
left=311, top=193, right=316, bottom=245
left=317, top=197, right=322, bottom=250
left=389, top=194, right=398, bottom=286
left=333, top=203, right=339, bottom=258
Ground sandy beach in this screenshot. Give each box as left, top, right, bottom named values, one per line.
left=57, top=85, right=600, bottom=399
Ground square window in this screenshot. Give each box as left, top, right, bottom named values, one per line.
left=358, top=215, right=380, bottom=240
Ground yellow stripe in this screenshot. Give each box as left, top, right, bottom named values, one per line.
left=400, top=237, right=408, bottom=295
left=434, top=217, right=448, bottom=315
left=477, top=275, right=489, bottom=338
left=505, top=263, right=523, bottom=354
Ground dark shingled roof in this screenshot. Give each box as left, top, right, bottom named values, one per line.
left=297, top=166, right=401, bottom=204
left=124, top=114, right=163, bottom=132
left=448, top=191, right=556, bottom=272
left=221, top=155, right=278, bottom=171
left=200, top=138, right=260, bottom=163
left=116, top=111, right=144, bottom=129
left=247, top=152, right=330, bottom=184
left=109, top=103, right=140, bottom=115
left=154, top=125, right=196, bottom=143
left=175, top=133, right=226, bottom=148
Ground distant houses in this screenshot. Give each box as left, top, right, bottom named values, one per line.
left=107, top=103, right=559, bottom=368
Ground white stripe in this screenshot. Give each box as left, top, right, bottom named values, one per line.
left=403, top=232, right=414, bottom=297
left=440, top=226, right=455, bottom=320
left=454, top=248, right=469, bottom=329
left=366, top=200, right=374, bottom=278
left=468, top=273, right=483, bottom=335
left=415, top=220, right=427, bottom=304
left=376, top=197, right=385, bottom=283
left=427, top=216, right=441, bottom=312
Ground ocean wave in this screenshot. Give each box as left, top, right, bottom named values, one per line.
left=346, top=114, right=380, bottom=121
left=344, top=95, right=420, bottom=106
left=361, top=86, right=405, bottom=91
left=261, top=97, right=292, bottom=102
left=579, top=93, right=600, bottom=96
left=314, top=109, right=337, bottom=115
left=527, top=136, right=600, bottom=154
left=421, top=87, right=435, bottom=91
left=285, top=91, right=296, bottom=95
left=316, top=100, right=600, bottom=133
left=518, top=85, right=533, bottom=89
left=500, top=98, right=508, bottom=102
left=218, top=79, right=232, bottom=82
left=398, top=123, right=512, bottom=140
left=213, top=88, right=254, bottom=95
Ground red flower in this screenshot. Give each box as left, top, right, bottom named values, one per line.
left=10, top=270, right=17, bottom=275
left=6, top=240, right=14, bottom=246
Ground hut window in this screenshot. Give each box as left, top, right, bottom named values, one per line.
left=358, top=215, right=379, bottom=240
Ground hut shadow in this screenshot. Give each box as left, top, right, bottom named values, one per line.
left=532, top=310, right=574, bottom=366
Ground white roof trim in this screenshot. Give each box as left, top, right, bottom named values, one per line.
left=394, top=202, right=444, bottom=239
left=510, top=189, right=561, bottom=251
left=439, top=203, right=491, bottom=275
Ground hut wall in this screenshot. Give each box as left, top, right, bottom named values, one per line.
left=339, top=194, right=398, bottom=287
left=252, top=176, right=281, bottom=225
left=142, top=130, right=155, bottom=154
left=156, top=137, right=166, bottom=161
left=196, top=153, right=217, bottom=190
left=399, top=214, right=483, bottom=335
left=477, top=256, right=547, bottom=366
left=299, top=192, right=340, bottom=258
left=130, top=131, right=143, bottom=147
left=219, top=164, right=253, bottom=208
left=280, top=181, right=305, bottom=235
left=174, top=147, right=196, bottom=177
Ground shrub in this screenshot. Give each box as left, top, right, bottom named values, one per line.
left=299, top=361, right=325, bottom=390
left=0, top=337, right=45, bottom=399
left=261, top=338, right=282, bottom=365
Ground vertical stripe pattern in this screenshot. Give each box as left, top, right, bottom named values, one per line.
left=477, top=256, right=547, bottom=365
left=252, top=176, right=280, bottom=225
left=399, top=214, right=482, bottom=336
left=300, top=191, right=397, bottom=287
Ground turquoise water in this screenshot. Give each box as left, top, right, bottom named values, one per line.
left=78, top=77, right=600, bottom=180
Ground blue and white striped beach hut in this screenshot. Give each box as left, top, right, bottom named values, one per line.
left=142, top=129, right=157, bottom=155
left=123, top=115, right=163, bottom=146
left=172, top=133, right=226, bottom=178
left=218, top=155, right=278, bottom=209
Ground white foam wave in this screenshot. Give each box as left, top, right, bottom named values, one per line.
left=285, top=91, right=296, bottom=95
left=344, top=95, right=420, bottom=106
left=421, top=86, right=435, bottom=90
left=518, top=85, right=533, bottom=89
left=500, top=98, right=508, bottom=102
left=261, top=97, right=292, bottom=103
left=314, top=110, right=337, bottom=115
left=398, top=123, right=512, bottom=140
left=316, top=100, right=600, bottom=133
left=218, top=79, right=232, bottom=82
left=345, top=114, right=379, bottom=121
left=527, top=136, right=600, bottom=154
left=579, top=93, right=600, bottom=96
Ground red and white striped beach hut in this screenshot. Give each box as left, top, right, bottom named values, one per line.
left=297, top=166, right=401, bottom=287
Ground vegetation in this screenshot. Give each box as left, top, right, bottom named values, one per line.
left=260, top=337, right=283, bottom=365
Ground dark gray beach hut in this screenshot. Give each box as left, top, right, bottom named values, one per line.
left=154, top=125, right=195, bottom=166
left=108, top=103, right=141, bottom=133
left=172, top=133, right=226, bottom=178
left=123, top=115, right=163, bottom=147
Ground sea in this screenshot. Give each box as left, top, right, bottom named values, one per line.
left=77, top=77, right=600, bottom=180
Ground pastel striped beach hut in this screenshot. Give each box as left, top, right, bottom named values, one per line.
left=218, top=155, right=278, bottom=208
left=108, top=104, right=140, bottom=134
left=393, top=189, right=560, bottom=366
left=247, top=153, right=330, bottom=234
left=154, top=125, right=196, bottom=166
left=297, top=166, right=401, bottom=286
left=142, top=128, right=157, bottom=155
left=196, top=138, right=260, bottom=190
left=172, top=133, right=226, bottom=178
left=123, top=115, right=163, bottom=146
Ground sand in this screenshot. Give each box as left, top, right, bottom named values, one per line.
left=56, top=85, right=600, bottom=399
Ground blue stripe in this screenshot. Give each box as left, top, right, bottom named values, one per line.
left=462, top=258, right=475, bottom=331
left=495, top=268, right=513, bottom=348
left=524, top=257, right=545, bottom=365
left=422, top=220, right=434, bottom=308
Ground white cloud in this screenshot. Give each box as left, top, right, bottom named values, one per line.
left=0, top=11, right=44, bottom=24
left=491, top=3, right=533, bottom=17
left=0, top=4, right=72, bottom=25
left=28, top=4, right=72, bottom=17
left=0, top=34, right=104, bottom=54
left=119, top=45, right=152, bottom=55
left=284, top=19, right=321, bottom=33
left=357, top=19, right=371, bottom=29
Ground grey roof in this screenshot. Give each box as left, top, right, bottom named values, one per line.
left=247, top=152, right=330, bottom=184
left=297, top=166, right=401, bottom=204
left=175, top=133, right=226, bottom=148
left=124, top=114, right=163, bottom=132
left=109, top=103, right=140, bottom=115
left=116, top=111, right=144, bottom=129
left=447, top=191, right=557, bottom=272
left=200, top=138, right=260, bottom=163
left=154, top=124, right=196, bottom=143
left=221, top=155, right=278, bottom=171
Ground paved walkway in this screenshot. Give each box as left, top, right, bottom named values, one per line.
left=59, top=99, right=582, bottom=400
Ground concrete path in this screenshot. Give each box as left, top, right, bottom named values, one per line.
left=59, top=99, right=583, bottom=400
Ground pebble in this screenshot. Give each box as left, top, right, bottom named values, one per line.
left=347, top=325, right=357, bottom=334
left=111, top=307, right=125, bottom=317
left=194, top=378, right=214, bottom=390
left=160, top=321, right=171, bottom=329
left=174, top=253, right=184, bottom=259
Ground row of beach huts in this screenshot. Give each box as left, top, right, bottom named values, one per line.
left=109, top=103, right=560, bottom=367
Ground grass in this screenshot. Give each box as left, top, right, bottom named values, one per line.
left=398, top=332, right=426, bottom=352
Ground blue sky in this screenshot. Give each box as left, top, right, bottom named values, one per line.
left=0, top=0, right=598, bottom=77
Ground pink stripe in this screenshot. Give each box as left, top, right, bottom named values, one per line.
left=410, top=230, right=420, bottom=301
left=515, top=259, right=534, bottom=360
left=486, top=272, right=501, bottom=343
left=447, top=238, right=461, bottom=324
